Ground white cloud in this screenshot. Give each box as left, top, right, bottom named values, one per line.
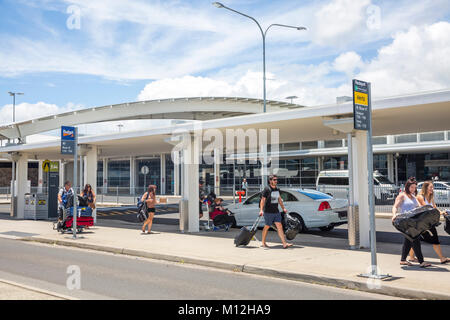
left=313, top=0, right=371, bottom=46
left=0, top=101, right=81, bottom=125
left=333, top=51, right=364, bottom=75
left=356, top=21, right=450, bottom=97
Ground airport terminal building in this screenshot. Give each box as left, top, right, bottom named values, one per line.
left=1, top=91, right=449, bottom=197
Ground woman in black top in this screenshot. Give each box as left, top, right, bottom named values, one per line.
left=141, top=186, right=157, bottom=234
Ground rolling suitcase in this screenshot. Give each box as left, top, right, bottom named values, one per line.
left=392, top=205, right=441, bottom=242
left=234, top=216, right=262, bottom=247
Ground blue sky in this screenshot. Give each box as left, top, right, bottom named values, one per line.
left=0, top=0, right=449, bottom=126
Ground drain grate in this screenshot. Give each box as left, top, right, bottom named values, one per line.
left=0, top=231, right=39, bottom=238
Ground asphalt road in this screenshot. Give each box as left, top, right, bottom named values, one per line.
left=0, top=238, right=399, bottom=300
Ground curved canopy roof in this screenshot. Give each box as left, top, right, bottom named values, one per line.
left=0, top=97, right=304, bottom=140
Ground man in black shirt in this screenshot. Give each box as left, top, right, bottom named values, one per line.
left=259, top=175, right=293, bottom=249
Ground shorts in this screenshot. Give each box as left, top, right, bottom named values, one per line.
left=147, top=207, right=156, bottom=213
left=420, top=226, right=440, bottom=245
left=263, top=212, right=282, bottom=226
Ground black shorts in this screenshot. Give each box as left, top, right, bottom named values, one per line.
left=147, top=208, right=156, bottom=213
left=420, top=227, right=440, bottom=245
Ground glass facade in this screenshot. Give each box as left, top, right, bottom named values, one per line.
left=137, top=158, right=160, bottom=192
left=97, top=161, right=103, bottom=188
left=108, top=160, right=130, bottom=189
left=165, top=156, right=174, bottom=195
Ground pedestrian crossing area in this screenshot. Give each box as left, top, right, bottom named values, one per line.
left=97, top=206, right=177, bottom=217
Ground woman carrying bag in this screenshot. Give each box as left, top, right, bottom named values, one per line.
left=408, top=180, right=450, bottom=264
left=141, top=185, right=158, bottom=234
left=392, top=177, right=431, bottom=268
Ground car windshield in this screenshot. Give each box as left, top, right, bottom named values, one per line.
left=375, top=176, right=394, bottom=185
left=297, top=189, right=333, bottom=200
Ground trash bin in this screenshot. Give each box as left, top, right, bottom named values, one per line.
left=179, top=199, right=189, bottom=232
left=348, top=204, right=360, bottom=249
left=24, top=193, right=48, bottom=220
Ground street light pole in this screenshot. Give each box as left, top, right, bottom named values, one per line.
left=212, top=2, right=306, bottom=113
left=8, top=92, right=24, bottom=123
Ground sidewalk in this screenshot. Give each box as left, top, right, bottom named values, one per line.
left=0, top=219, right=449, bottom=300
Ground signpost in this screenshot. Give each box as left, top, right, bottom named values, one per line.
left=353, top=80, right=390, bottom=280
left=141, top=165, right=149, bottom=191
left=61, top=126, right=78, bottom=239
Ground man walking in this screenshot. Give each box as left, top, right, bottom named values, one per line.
left=259, top=175, right=293, bottom=249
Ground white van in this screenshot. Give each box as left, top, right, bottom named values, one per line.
left=316, top=170, right=398, bottom=204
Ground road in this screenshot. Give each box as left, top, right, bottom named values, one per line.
left=0, top=238, right=399, bottom=300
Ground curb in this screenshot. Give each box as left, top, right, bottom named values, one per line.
left=21, top=236, right=450, bottom=300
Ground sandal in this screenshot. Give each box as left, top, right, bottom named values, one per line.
left=420, top=262, right=432, bottom=268
left=400, top=261, right=413, bottom=266
left=283, top=243, right=293, bottom=249
left=407, top=258, right=419, bottom=263
left=440, top=258, right=450, bottom=264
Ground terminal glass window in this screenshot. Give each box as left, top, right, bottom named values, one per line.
left=165, top=156, right=174, bottom=195
left=281, top=143, right=300, bottom=151
left=324, top=140, right=342, bottom=148
left=420, top=132, right=445, bottom=142
left=372, top=136, right=387, bottom=145
left=395, top=134, right=417, bottom=144
left=373, top=155, right=388, bottom=176
left=108, top=160, right=130, bottom=191
left=301, top=141, right=318, bottom=150
left=324, top=156, right=347, bottom=170
left=97, top=161, right=103, bottom=188
left=300, top=158, right=318, bottom=186
left=137, top=159, right=160, bottom=192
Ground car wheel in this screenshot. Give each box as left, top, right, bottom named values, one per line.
left=319, top=225, right=335, bottom=232
left=289, top=213, right=306, bottom=233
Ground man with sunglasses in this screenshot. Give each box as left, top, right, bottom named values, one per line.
left=259, top=175, right=293, bottom=249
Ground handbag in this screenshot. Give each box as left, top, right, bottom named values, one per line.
left=137, top=192, right=150, bottom=222
left=445, top=213, right=450, bottom=235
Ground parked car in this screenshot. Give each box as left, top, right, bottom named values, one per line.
left=225, top=188, right=348, bottom=232
left=417, top=181, right=450, bottom=207
left=316, top=170, right=398, bottom=204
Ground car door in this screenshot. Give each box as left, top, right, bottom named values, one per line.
left=434, top=183, right=448, bottom=205
left=239, top=192, right=262, bottom=225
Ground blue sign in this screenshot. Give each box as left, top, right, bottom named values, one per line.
left=61, top=126, right=76, bottom=155
left=61, top=126, right=76, bottom=141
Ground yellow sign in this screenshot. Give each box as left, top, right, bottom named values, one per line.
left=42, top=160, right=51, bottom=172
left=354, top=92, right=368, bottom=106
left=49, top=161, right=59, bottom=172
left=38, top=200, right=46, bottom=205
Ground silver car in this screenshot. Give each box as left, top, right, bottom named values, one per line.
left=226, top=188, right=348, bottom=232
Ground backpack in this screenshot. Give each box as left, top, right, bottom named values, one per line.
left=137, top=192, right=150, bottom=222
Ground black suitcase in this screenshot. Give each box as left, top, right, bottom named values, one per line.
left=444, top=213, right=450, bottom=235
left=234, top=216, right=262, bottom=247
left=393, top=205, right=441, bottom=242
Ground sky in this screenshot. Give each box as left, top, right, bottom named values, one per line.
left=0, top=0, right=449, bottom=131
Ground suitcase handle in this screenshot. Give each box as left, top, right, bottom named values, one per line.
left=251, top=215, right=263, bottom=232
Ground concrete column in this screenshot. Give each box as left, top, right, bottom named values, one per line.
left=103, top=158, right=108, bottom=193
left=38, top=160, right=44, bottom=193
left=16, top=154, right=28, bottom=219
left=130, top=156, right=136, bottom=195
left=387, top=154, right=394, bottom=183
left=318, top=156, right=324, bottom=172
left=352, top=130, right=370, bottom=248
left=183, top=133, right=200, bottom=233
left=173, top=151, right=180, bottom=196
left=85, top=146, right=98, bottom=223
left=161, top=154, right=166, bottom=195
left=214, top=148, right=220, bottom=196
left=59, top=160, right=65, bottom=189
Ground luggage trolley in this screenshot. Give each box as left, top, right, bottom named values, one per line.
left=54, top=206, right=94, bottom=234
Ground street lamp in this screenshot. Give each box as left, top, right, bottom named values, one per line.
left=8, top=92, right=24, bottom=123
left=285, top=95, right=298, bottom=104
left=212, top=2, right=306, bottom=112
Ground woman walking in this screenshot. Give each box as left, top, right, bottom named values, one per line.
left=141, top=185, right=157, bottom=234
left=392, top=177, right=431, bottom=267
left=408, top=180, right=450, bottom=264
